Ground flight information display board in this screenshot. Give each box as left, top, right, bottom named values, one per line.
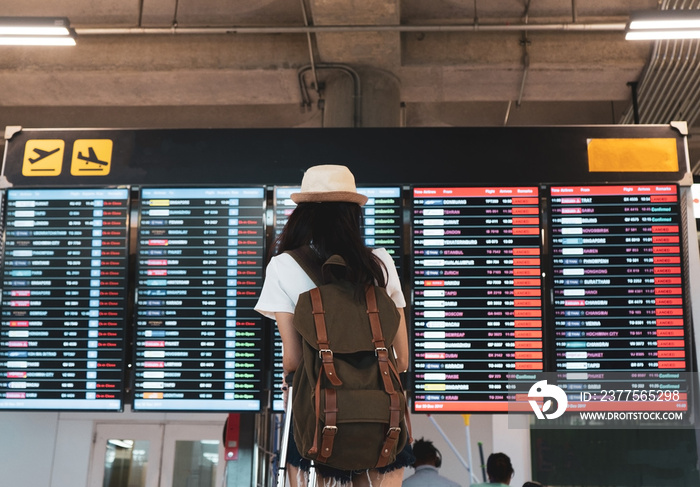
left=550, top=185, right=689, bottom=411
left=270, top=188, right=293, bottom=412
left=270, top=186, right=404, bottom=411
left=412, top=187, right=544, bottom=412
left=0, top=188, right=129, bottom=411
left=361, top=187, right=403, bottom=269
left=133, top=187, right=266, bottom=411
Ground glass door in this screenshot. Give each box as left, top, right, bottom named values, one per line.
left=89, top=422, right=225, bottom=487
left=89, top=424, right=164, bottom=487
left=160, top=424, right=225, bottom=487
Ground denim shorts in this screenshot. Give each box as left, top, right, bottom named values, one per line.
left=286, top=428, right=415, bottom=484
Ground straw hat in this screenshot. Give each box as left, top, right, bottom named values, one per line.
left=291, top=164, right=368, bottom=206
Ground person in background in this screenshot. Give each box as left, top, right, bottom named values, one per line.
left=471, top=453, right=514, bottom=487
left=402, top=438, right=461, bottom=487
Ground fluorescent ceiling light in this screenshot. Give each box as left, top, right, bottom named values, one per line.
left=626, top=9, right=700, bottom=40
left=0, top=17, right=76, bottom=46
left=0, top=26, right=70, bottom=36
left=0, top=36, right=76, bottom=46
left=626, top=30, right=700, bottom=40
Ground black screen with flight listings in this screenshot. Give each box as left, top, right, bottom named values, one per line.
left=549, top=184, right=690, bottom=413
left=132, top=187, right=266, bottom=411
left=0, top=188, right=130, bottom=411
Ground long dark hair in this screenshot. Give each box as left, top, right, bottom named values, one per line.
left=273, top=202, right=387, bottom=288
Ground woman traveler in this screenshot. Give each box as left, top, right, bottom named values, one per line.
left=255, top=164, right=412, bottom=486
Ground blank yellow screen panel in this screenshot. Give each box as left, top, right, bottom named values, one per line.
left=587, top=138, right=678, bottom=172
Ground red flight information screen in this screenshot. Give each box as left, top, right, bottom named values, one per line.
left=412, top=187, right=544, bottom=412
left=550, top=185, right=689, bottom=412
left=0, top=188, right=129, bottom=411
left=133, top=187, right=266, bottom=411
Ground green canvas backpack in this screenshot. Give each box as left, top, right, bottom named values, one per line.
left=288, top=248, right=411, bottom=471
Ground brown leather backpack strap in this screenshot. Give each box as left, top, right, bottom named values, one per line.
left=375, top=391, right=402, bottom=468
left=387, top=359, right=413, bottom=443
left=317, top=388, right=338, bottom=464
left=310, top=288, right=342, bottom=386
left=308, top=376, right=340, bottom=463
left=365, top=285, right=405, bottom=468
left=307, top=370, right=323, bottom=456
left=365, top=284, right=385, bottom=350
left=365, top=285, right=396, bottom=394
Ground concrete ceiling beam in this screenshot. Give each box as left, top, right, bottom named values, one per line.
left=309, top=0, right=401, bottom=66
left=0, top=69, right=303, bottom=106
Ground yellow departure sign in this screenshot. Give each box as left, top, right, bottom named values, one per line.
left=71, top=139, right=113, bottom=176
left=22, top=139, right=65, bottom=176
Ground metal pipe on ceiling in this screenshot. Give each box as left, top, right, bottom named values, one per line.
left=653, top=40, right=696, bottom=123
left=621, top=38, right=700, bottom=125
left=297, top=64, right=361, bottom=128
left=678, top=57, right=700, bottom=125
left=665, top=42, right=698, bottom=120
left=679, top=2, right=700, bottom=125
left=299, top=0, right=320, bottom=102
left=672, top=41, right=700, bottom=120
left=636, top=40, right=671, bottom=123
left=620, top=37, right=662, bottom=124
left=620, top=0, right=700, bottom=127
left=641, top=39, right=680, bottom=123
left=516, top=0, right=532, bottom=109
left=74, top=22, right=626, bottom=36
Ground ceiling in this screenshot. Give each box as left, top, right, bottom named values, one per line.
left=2, top=0, right=700, bottom=176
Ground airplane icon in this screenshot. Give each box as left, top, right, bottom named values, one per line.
left=77, top=147, right=108, bottom=166
left=70, top=139, right=112, bottom=176
left=28, top=147, right=60, bottom=164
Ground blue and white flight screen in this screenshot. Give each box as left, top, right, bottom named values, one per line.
left=133, top=187, right=266, bottom=411
left=0, top=188, right=130, bottom=411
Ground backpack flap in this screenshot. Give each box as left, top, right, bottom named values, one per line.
left=293, top=283, right=400, bottom=354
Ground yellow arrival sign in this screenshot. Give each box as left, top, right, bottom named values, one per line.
left=22, top=139, right=65, bottom=176
left=71, top=139, right=113, bottom=176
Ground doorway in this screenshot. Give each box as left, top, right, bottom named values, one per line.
left=89, top=422, right=226, bottom=487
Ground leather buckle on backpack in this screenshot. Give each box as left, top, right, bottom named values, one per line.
left=319, top=348, right=333, bottom=359
left=375, top=347, right=388, bottom=356
left=322, top=425, right=338, bottom=433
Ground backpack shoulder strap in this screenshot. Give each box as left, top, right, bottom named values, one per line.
left=287, top=246, right=323, bottom=286
left=309, top=287, right=343, bottom=387
left=365, top=284, right=406, bottom=468
left=307, top=286, right=342, bottom=462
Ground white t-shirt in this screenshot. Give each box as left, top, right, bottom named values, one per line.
left=255, top=248, right=406, bottom=319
